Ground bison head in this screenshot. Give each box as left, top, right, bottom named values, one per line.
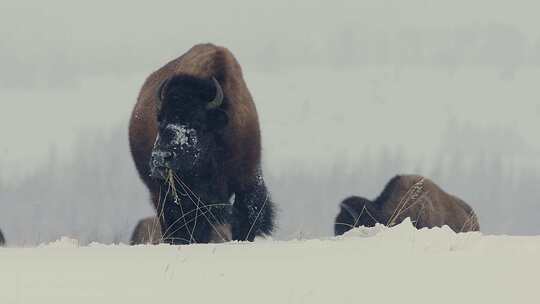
left=149, top=75, right=229, bottom=180
left=334, top=196, right=379, bottom=236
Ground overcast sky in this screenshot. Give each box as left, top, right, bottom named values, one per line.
left=1, top=0, right=539, bottom=173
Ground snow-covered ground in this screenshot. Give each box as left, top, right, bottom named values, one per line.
left=1, top=220, right=538, bottom=303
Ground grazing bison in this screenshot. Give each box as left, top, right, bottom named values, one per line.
left=334, top=175, right=480, bottom=236
left=130, top=217, right=162, bottom=245
left=129, top=43, right=275, bottom=244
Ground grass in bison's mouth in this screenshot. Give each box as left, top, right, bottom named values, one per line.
left=166, top=169, right=180, bottom=204
left=157, top=168, right=229, bottom=243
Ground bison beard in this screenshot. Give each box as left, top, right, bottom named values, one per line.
left=129, top=44, right=275, bottom=244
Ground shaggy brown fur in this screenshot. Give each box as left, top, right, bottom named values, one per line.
left=335, top=175, right=480, bottom=236
left=130, top=217, right=162, bottom=245
left=129, top=43, right=274, bottom=243
left=129, top=44, right=261, bottom=193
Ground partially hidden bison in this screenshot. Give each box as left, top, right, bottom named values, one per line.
left=129, top=43, right=275, bottom=244
left=130, top=216, right=162, bottom=245
left=334, top=175, right=480, bottom=236
left=0, top=229, right=4, bottom=246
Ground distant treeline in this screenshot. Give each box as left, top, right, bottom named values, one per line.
left=1, top=123, right=539, bottom=245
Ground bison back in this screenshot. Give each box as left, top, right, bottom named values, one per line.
left=381, top=175, right=480, bottom=232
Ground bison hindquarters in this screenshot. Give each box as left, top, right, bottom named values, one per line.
left=130, top=217, right=162, bottom=245
left=0, top=228, right=5, bottom=246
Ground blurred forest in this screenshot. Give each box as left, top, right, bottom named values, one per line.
left=0, top=119, right=539, bottom=245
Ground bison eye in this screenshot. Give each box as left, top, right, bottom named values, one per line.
left=207, top=109, right=228, bottom=130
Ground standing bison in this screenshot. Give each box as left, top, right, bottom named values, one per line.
left=0, top=228, right=4, bottom=246
left=129, top=43, right=275, bottom=244
left=335, top=175, right=480, bottom=236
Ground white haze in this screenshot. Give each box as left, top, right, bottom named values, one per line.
left=1, top=0, right=540, bottom=245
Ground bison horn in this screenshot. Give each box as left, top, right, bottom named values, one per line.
left=206, top=77, right=224, bottom=110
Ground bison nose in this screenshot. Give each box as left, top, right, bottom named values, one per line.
left=150, top=150, right=174, bottom=168
left=149, top=150, right=174, bottom=179
left=159, top=151, right=173, bottom=161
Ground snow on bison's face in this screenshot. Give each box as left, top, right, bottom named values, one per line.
left=149, top=75, right=229, bottom=180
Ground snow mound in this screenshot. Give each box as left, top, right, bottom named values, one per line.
left=39, top=236, right=80, bottom=248
left=0, top=221, right=538, bottom=304
left=340, top=218, right=483, bottom=252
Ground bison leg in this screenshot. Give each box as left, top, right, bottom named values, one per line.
left=232, top=173, right=275, bottom=241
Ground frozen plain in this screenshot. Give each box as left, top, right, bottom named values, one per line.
left=0, top=220, right=537, bottom=304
